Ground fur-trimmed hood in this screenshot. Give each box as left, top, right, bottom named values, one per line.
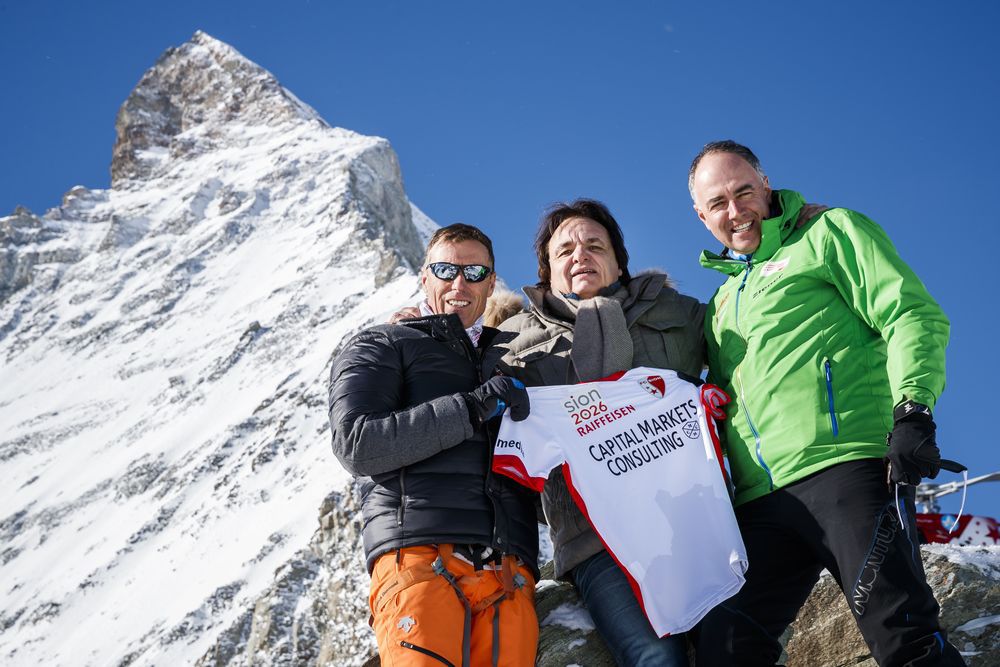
left=484, top=283, right=526, bottom=328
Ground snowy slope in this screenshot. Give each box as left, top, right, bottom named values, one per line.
left=0, top=31, right=429, bottom=666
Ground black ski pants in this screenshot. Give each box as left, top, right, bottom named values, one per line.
left=695, top=459, right=965, bottom=666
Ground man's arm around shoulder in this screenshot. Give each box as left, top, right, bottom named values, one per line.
left=328, top=326, right=474, bottom=477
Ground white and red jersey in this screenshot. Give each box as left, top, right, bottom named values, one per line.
left=493, top=367, right=747, bottom=636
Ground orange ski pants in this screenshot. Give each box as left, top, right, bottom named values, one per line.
left=369, top=544, right=538, bottom=666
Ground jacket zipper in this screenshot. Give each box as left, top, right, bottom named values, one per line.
left=824, top=358, right=839, bottom=437
left=454, top=321, right=504, bottom=550
left=396, top=467, right=407, bottom=528
left=472, top=336, right=505, bottom=552
left=734, top=260, right=774, bottom=490
left=400, top=641, right=455, bottom=666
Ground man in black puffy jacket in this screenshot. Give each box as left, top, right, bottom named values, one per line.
left=328, top=223, right=539, bottom=667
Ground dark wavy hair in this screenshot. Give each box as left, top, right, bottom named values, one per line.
left=533, top=198, right=631, bottom=289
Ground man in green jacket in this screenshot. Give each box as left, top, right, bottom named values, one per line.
left=688, top=140, right=965, bottom=666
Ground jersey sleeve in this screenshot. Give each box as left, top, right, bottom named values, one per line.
left=492, top=388, right=565, bottom=492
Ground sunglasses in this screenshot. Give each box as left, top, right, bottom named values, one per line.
left=426, top=262, right=493, bottom=283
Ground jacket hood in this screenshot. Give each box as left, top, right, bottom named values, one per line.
left=699, top=189, right=806, bottom=276
left=484, top=284, right=527, bottom=328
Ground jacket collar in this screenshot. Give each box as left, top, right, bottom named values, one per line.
left=402, top=312, right=473, bottom=344
left=699, top=189, right=805, bottom=276
left=522, top=272, right=668, bottom=325
left=401, top=313, right=513, bottom=373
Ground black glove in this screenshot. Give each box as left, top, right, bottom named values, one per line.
left=886, top=400, right=941, bottom=485
left=466, top=376, right=529, bottom=425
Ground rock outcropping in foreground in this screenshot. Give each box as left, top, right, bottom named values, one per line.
left=210, top=487, right=1000, bottom=666
left=782, top=544, right=999, bottom=666
left=532, top=545, right=1000, bottom=666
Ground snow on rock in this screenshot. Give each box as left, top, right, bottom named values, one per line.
left=925, top=543, right=1000, bottom=577
left=541, top=603, right=596, bottom=632
left=408, top=202, right=437, bottom=248
left=532, top=562, right=615, bottom=667
left=956, top=615, right=1000, bottom=634
left=111, top=30, right=324, bottom=186
left=0, top=31, right=427, bottom=667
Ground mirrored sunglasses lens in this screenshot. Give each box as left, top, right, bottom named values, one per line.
left=462, top=265, right=490, bottom=282
left=429, top=263, right=459, bottom=280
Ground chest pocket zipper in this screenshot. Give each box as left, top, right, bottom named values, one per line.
left=400, top=641, right=455, bottom=666
left=823, top=358, right=839, bottom=437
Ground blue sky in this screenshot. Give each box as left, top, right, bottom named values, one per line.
left=2, top=1, right=998, bottom=516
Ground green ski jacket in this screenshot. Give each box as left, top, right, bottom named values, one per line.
left=701, top=189, right=949, bottom=506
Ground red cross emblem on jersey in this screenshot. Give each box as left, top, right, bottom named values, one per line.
left=638, top=375, right=666, bottom=399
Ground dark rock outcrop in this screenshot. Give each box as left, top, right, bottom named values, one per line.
left=0, top=206, right=82, bottom=304
left=198, top=489, right=375, bottom=666
left=111, top=31, right=322, bottom=186
left=213, top=490, right=999, bottom=666
left=784, top=546, right=998, bottom=666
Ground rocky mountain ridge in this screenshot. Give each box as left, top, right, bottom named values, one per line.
left=0, top=30, right=425, bottom=666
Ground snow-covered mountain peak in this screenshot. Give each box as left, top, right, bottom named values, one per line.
left=111, top=30, right=326, bottom=186
left=0, top=32, right=431, bottom=666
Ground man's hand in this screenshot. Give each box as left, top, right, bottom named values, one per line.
left=886, top=400, right=941, bottom=485
left=388, top=306, right=420, bottom=324
left=796, top=203, right=829, bottom=228
left=466, top=376, right=529, bottom=425
left=701, top=385, right=730, bottom=421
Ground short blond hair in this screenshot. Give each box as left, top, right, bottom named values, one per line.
left=423, top=223, right=495, bottom=268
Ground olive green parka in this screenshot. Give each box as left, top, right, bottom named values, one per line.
left=497, top=273, right=706, bottom=577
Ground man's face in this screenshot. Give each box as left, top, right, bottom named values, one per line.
left=691, top=152, right=771, bottom=254
left=421, top=239, right=496, bottom=328
left=547, top=217, right=622, bottom=299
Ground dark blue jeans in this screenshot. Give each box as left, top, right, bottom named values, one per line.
left=572, top=550, right=689, bottom=667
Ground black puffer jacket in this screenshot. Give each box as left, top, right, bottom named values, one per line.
left=328, top=314, right=539, bottom=576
